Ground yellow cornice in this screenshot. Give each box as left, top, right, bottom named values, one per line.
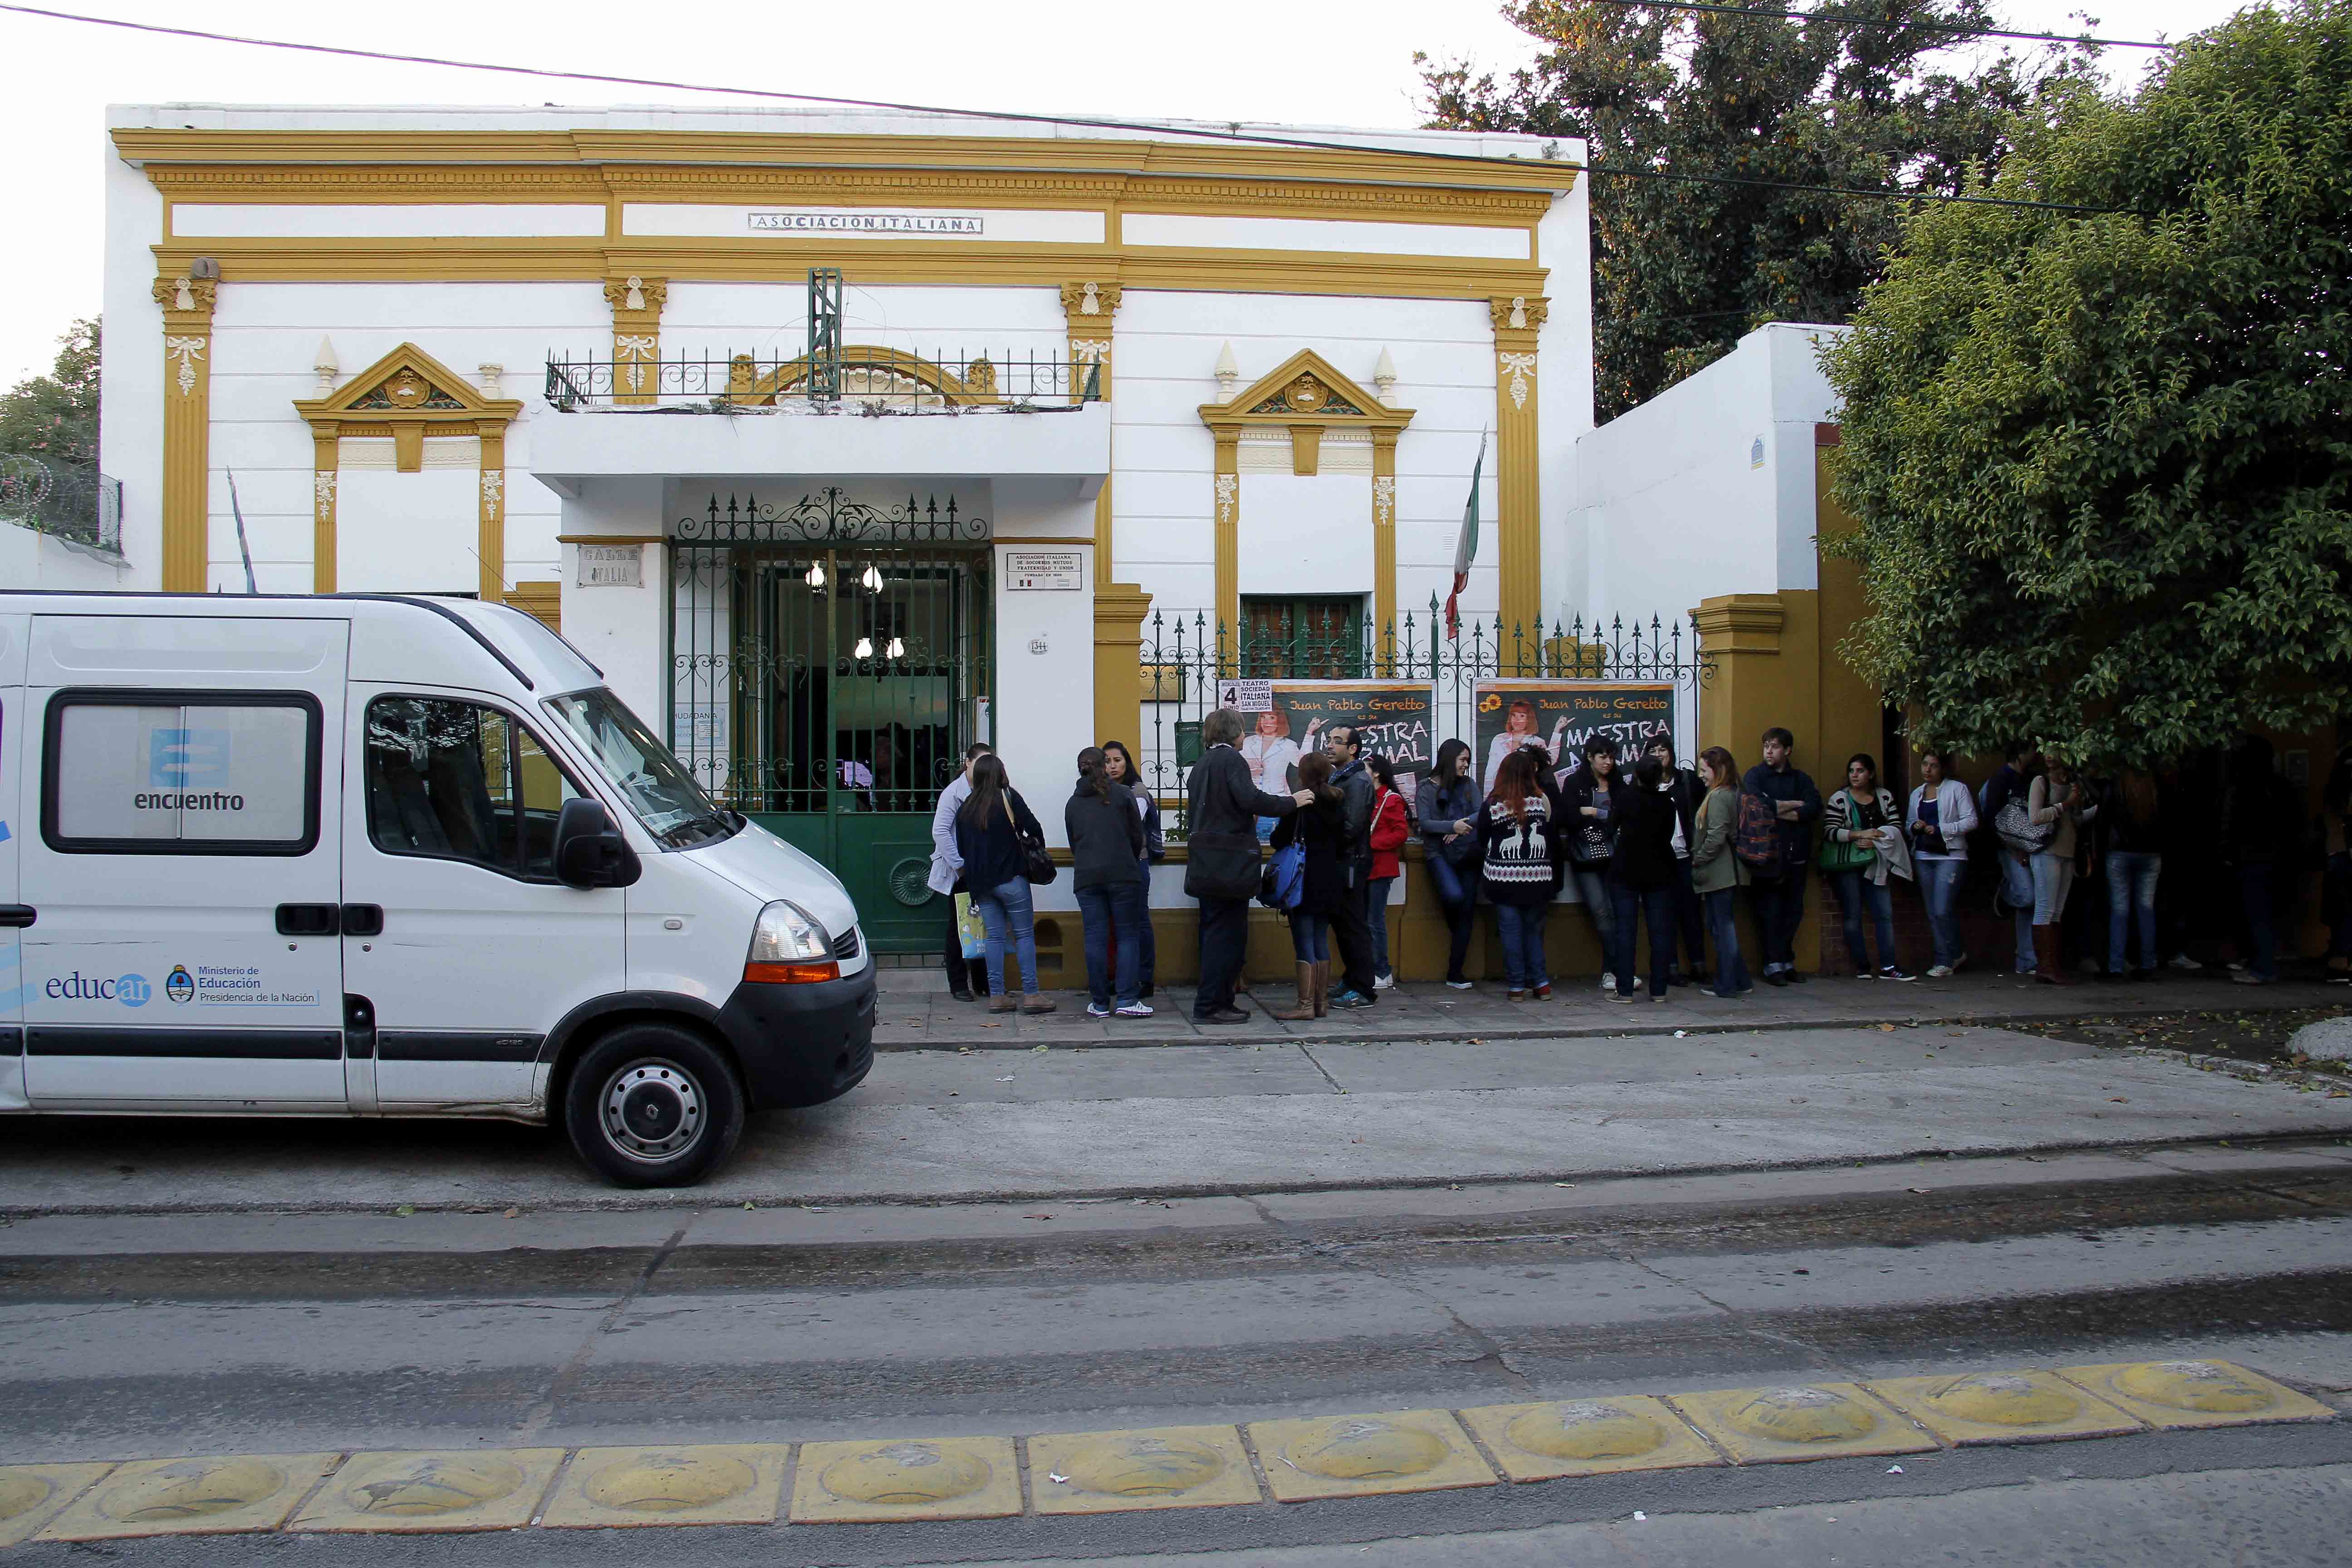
left=113, top=127, right=1581, bottom=195
left=150, top=238, right=1545, bottom=299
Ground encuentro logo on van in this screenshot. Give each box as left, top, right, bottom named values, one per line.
left=136, top=727, right=245, bottom=813
left=44, top=972, right=151, bottom=1008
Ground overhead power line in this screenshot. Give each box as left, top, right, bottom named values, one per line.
left=1567, top=0, right=2176, bottom=51
left=0, top=3, right=2121, bottom=215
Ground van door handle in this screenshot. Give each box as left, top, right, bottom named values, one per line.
left=275, top=903, right=341, bottom=937
left=0, top=905, right=33, bottom=929
left=341, top=904, right=385, bottom=937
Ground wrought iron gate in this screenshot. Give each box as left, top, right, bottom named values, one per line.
left=669, top=490, right=992, bottom=953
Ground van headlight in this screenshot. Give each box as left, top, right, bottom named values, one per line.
left=745, top=900, right=839, bottom=985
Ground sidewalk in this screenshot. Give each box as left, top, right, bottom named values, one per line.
left=877, top=966, right=2350, bottom=1049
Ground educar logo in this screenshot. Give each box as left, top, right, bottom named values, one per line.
left=45, top=971, right=151, bottom=1008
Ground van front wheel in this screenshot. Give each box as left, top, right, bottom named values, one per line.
left=564, top=1025, right=746, bottom=1188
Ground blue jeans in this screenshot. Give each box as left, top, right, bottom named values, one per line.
left=1833, top=869, right=1899, bottom=972
left=1428, top=853, right=1478, bottom=982
left=2239, top=861, right=2277, bottom=980
left=1076, top=880, right=1146, bottom=1008
left=2000, top=851, right=2036, bottom=969
left=1571, top=867, right=1616, bottom=964
left=1289, top=909, right=1332, bottom=963
left=1367, top=876, right=1396, bottom=978
left=1915, top=857, right=1965, bottom=969
left=2031, top=851, right=2075, bottom=925
left=1493, top=902, right=1548, bottom=990
left=1132, top=855, right=1157, bottom=989
left=1702, top=887, right=1751, bottom=996
left=974, top=877, right=1040, bottom=996
left=1609, top=880, right=1676, bottom=998
left=2106, top=850, right=2161, bottom=973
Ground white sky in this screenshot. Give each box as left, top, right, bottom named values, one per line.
left=0, top=1, right=2254, bottom=391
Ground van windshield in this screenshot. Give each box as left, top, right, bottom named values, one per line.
left=544, top=689, right=735, bottom=850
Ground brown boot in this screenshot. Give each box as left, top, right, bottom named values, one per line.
left=1312, top=960, right=1331, bottom=1018
left=1021, top=993, right=1059, bottom=1014
left=2033, top=925, right=2074, bottom=986
left=1272, top=962, right=1316, bottom=1021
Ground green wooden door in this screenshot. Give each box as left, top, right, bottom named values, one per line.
left=669, top=491, right=991, bottom=954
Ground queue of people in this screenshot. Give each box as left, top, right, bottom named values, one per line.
left=932, top=719, right=2352, bottom=1011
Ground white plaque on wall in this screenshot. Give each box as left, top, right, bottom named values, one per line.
left=1003, top=550, right=1084, bottom=591
left=577, top=544, right=643, bottom=588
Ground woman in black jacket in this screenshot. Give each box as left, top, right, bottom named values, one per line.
left=1067, top=747, right=1150, bottom=1018
left=955, top=755, right=1055, bottom=1015
left=1558, top=737, right=1625, bottom=993
left=1416, top=738, right=1483, bottom=990
left=1268, top=751, right=1348, bottom=1019
left=1605, top=754, right=1680, bottom=1002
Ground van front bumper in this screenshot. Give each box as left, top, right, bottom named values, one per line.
left=714, top=966, right=877, bottom=1110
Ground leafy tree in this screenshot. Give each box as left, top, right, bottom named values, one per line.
left=0, top=318, right=101, bottom=470
left=1824, top=0, right=2352, bottom=769
left=1420, top=2, right=2094, bottom=418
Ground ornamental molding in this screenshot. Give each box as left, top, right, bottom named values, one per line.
left=294, top=341, right=524, bottom=427
left=480, top=470, right=505, bottom=515
left=1498, top=351, right=1539, bottom=410
left=1199, top=347, right=1415, bottom=441
left=1069, top=338, right=1112, bottom=366
left=1372, top=475, right=1396, bottom=526
left=1060, top=280, right=1123, bottom=318
left=152, top=274, right=216, bottom=318
left=164, top=336, right=206, bottom=396
left=1214, top=473, right=1239, bottom=526
left=1490, top=294, right=1550, bottom=333
left=314, top=470, right=337, bottom=521
left=603, top=274, right=667, bottom=313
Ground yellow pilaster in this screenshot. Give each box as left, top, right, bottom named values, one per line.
left=1489, top=294, right=1548, bottom=641
left=1060, top=280, right=1121, bottom=570
left=603, top=274, right=666, bottom=406
left=1213, top=436, right=1240, bottom=645
left=478, top=426, right=507, bottom=603
left=152, top=272, right=216, bottom=592
left=1372, top=431, right=1399, bottom=661
left=310, top=424, right=338, bottom=593
left=1092, top=581, right=1155, bottom=754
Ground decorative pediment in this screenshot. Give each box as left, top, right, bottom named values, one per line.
left=294, top=342, right=524, bottom=426
left=1198, top=349, right=1413, bottom=438
left=727, top=346, right=1003, bottom=408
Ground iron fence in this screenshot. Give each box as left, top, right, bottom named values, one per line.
left=545, top=348, right=1096, bottom=412
left=0, top=457, right=122, bottom=552
left=1135, top=600, right=1710, bottom=839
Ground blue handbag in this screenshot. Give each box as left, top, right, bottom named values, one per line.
left=1259, top=839, right=1305, bottom=911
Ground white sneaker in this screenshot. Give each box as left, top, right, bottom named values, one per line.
left=2227, top=960, right=2247, bottom=972
left=1373, top=973, right=1395, bottom=990
left=1446, top=979, right=1474, bottom=990
left=1085, top=1002, right=1112, bottom=1018
left=2168, top=954, right=2204, bottom=971
left=1115, top=1001, right=1154, bottom=1017
left=1599, top=976, right=1617, bottom=994
left=1926, top=965, right=1954, bottom=979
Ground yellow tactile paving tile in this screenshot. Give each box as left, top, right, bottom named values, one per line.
left=1669, top=1382, right=1938, bottom=1465
left=1868, top=1370, right=2146, bottom=1446
left=1459, top=1396, right=1726, bottom=1483
left=0, top=1464, right=113, bottom=1548
left=789, top=1436, right=1020, bottom=1524
left=286, top=1449, right=565, bottom=1534
left=1247, top=1409, right=1498, bottom=1502
left=36, top=1453, right=337, bottom=1542
left=2059, top=1361, right=2338, bottom=1431
left=1029, top=1425, right=1264, bottom=1515
left=539, top=1445, right=789, bottom=1529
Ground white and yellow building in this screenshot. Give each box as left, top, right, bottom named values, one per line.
left=98, top=104, right=1592, bottom=954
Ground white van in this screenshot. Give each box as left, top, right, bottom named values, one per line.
left=0, top=593, right=874, bottom=1187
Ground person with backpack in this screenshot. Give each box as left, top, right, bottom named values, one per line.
left=1363, top=755, right=1413, bottom=990
left=1822, top=752, right=1913, bottom=980
left=1690, top=746, right=1754, bottom=997
left=1480, top=747, right=1563, bottom=1000
left=1066, top=747, right=1151, bottom=1019
left=1905, top=749, right=1978, bottom=977
left=1416, top=738, right=1484, bottom=990
left=1981, top=745, right=2043, bottom=976
left=1740, top=728, right=1823, bottom=985
left=1560, top=736, right=1625, bottom=991
left=1268, top=751, right=1348, bottom=1019
left=1607, top=753, right=1683, bottom=1002
left=956, top=755, right=1056, bottom=1015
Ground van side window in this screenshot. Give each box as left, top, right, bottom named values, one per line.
left=43, top=691, right=321, bottom=855
left=365, top=697, right=581, bottom=880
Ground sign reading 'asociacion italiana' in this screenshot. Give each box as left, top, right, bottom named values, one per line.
left=746, top=211, right=985, bottom=236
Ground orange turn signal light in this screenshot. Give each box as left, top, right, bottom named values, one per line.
left=744, top=960, right=840, bottom=985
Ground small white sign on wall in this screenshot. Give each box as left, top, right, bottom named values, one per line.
left=1216, top=679, right=1274, bottom=713
left=1004, top=550, right=1083, bottom=591
left=577, top=544, right=642, bottom=588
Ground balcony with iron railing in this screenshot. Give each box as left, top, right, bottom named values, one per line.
left=543, top=347, right=1100, bottom=413
left=0, top=456, right=122, bottom=553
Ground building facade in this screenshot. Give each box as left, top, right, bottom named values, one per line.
left=100, top=105, right=1595, bottom=956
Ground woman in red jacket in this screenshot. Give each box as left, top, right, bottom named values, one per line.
left=1367, top=755, right=1414, bottom=990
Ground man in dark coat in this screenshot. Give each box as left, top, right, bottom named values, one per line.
left=1325, top=725, right=1380, bottom=1008
left=1740, top=726, right=1823, bottom=985
left=1186, top=708, right=1312, bottom=1024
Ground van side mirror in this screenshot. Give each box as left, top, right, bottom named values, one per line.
left=554, top=798, right=642, bottom=889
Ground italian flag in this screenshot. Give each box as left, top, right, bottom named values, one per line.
left=1446, top=431, right=1487, bottom=641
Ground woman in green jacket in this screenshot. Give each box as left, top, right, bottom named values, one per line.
left=1689, top=746, right=1753, bottom=997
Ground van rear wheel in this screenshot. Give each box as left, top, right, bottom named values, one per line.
left=564, top=1024, right=745, bottom=1188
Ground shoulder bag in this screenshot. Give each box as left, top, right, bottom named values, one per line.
left=1817, top=795, right=1877, bottom=874
left=1994, top=796, right=2055, bottom=857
